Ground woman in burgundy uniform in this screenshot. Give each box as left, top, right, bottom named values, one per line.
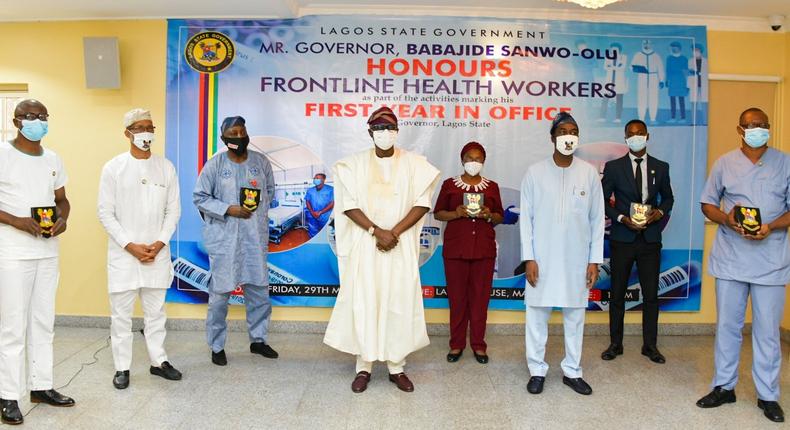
left=433, top=142, right=503, bottom=364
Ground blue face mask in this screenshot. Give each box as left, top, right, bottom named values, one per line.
left=626, top=135, right=647, bottom=152
left=20, top=119, right=48, bottom=142
left=741, top=127, right=769, bottom=148
left=313, top=178, right=323, bottom=186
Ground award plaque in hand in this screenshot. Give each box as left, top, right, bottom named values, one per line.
left=31, top=206, right=57, bottom=238
left=630, top=202, right=651, bottom=226
left=240, top=187, right=261, bottom=211
left=464, top=192, right=484, bottom=217
left=734, top=205, right=761, bottom=235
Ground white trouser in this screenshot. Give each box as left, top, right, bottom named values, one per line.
left=356, top=356, right=405, bottom=374
left=0, top=257, right=58, bottom=400
left=525, top=306, right=585, bottom=378
left=110, top=288, right=168, bottom=371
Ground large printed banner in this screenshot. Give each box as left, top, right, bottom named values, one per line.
left=165, top=16, right=708, bottom=311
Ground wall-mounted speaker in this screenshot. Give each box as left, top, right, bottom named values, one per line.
left=83, top=37, right=121, bottom=89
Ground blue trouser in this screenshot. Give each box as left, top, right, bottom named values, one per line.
left=206, top=284, right=272, bottom=353
left=307, top=213, right=328, bottom=237
left=712, top=279, right=785, bottom=401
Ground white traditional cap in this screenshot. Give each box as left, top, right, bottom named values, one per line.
left=123, top=108, right=152, bottom=128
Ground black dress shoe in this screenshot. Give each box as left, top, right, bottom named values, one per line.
left=446, top=350, right=463, bottom=362
left=527, top=376, right=545, bottom=394
left=696, top=386, right=736, bottom=408
left=562, top=377, right=593, bottom=395
left=758, top=399, right=785, bottom=423
left=250, top=342, right=279, bottom=359
left=1, top=399, right=23, bottom=425
left=641, top=346, right=666, bottom=364
left=601, top=344, right=623, bottom=361
left=113, top=370, right=130, bottom=389
left=30, top=389, right=75, bottom=407
left=473, top=351, right=489, bottom=364
left=212, top=349, right=227, bottom=366
left=150, top=361, right=182, bottom=381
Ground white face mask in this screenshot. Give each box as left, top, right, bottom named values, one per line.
left=132, top=132, right=155, bottom=151
left=555, top=135, right=579, bottom=156
left=626, top=135, right=647, bottom=152
left=372, top=130, right=397, bottom=150
left=463, top=161, right=483, bottom=176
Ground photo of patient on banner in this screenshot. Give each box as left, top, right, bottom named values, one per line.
left=247, top=136, right=333, bottom=251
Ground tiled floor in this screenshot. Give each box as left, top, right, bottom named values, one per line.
left=8, top=327, right=789, bottom=429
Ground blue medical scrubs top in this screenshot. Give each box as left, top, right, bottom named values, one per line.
left=305, top=184, right=334, bottom=237
left=700, top=147, right=790, bottom=285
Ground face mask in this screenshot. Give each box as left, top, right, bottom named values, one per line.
left=20, top=119, right=48, bottom=142
left=372, top=130, right=397, bottom=150
left=626, top=135, right=647, bottom=152
left=741, top=127, right=770, bottom=148
left=555, top=135, right=579, bottom=156
left=223, top=136, right=250, bottom=155
left=132, top=132, right=155, bottom=151
left=313, top=178, right=323, bottom=186
left=671, top=51, right=681, bottom=57
left=463, top=161, right=483, bottom=176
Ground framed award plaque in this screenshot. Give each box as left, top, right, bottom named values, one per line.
left=734, top=205, right=761, bottom=235
left=464, top=192, right=484, bottom=217
left=240, top=187, right=261, bottom=211
left=630, top=202, right=651, bottom=226
left=31, top=206, right=57, bottom=238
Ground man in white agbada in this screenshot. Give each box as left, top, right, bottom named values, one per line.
left=97, top=109, right=182, bottom=390
left=519, top=112, right=605, bottom=396
left=323, top=106, right=440, bottom=394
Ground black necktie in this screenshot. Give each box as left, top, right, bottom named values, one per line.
left=635, top=158, right=643, bottom=203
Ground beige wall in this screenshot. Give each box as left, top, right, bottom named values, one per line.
left=0, top=21, right=787, bottom=326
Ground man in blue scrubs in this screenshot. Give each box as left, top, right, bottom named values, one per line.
left=696, top=108, right=789, bottom=423
left=304, top=173, right=334, bottom=238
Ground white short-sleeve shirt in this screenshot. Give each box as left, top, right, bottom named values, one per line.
left=0, top=141, right=68, bottom=259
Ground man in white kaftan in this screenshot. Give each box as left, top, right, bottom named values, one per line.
left=323, top=107, right=440, bottom=393
left=520, top=112, right=605, bottom=396
left=97, top=109, right=182, bottom=389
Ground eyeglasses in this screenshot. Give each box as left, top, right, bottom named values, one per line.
left=370, top=124, right=399, bottom=132
left=740, top=123, right=770, bottom=129
left=128, top=126, right=156, bottom=133
left=15, top=113, right=49, bottom=121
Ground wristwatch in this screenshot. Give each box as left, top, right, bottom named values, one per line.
left=368, top=226, right=376, bottom=235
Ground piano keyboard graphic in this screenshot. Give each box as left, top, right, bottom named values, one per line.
left=174, top=257, right=210, bottom=292
left=171, top=257, right=267, bottom=305
left=592, top=265, right=690, bottom=311
left=624, top=265, right=689, bottom=310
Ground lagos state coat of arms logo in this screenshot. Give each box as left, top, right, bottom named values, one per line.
left=184, top=31, right=235, bottom=73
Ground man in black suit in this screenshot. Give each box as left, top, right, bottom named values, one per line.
left=600, top=119, right=674, bottom=364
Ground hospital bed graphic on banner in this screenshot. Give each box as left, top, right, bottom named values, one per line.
left=268, top=198, right=303, bottom=244
left=246, top=136, right=325, bottom=245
